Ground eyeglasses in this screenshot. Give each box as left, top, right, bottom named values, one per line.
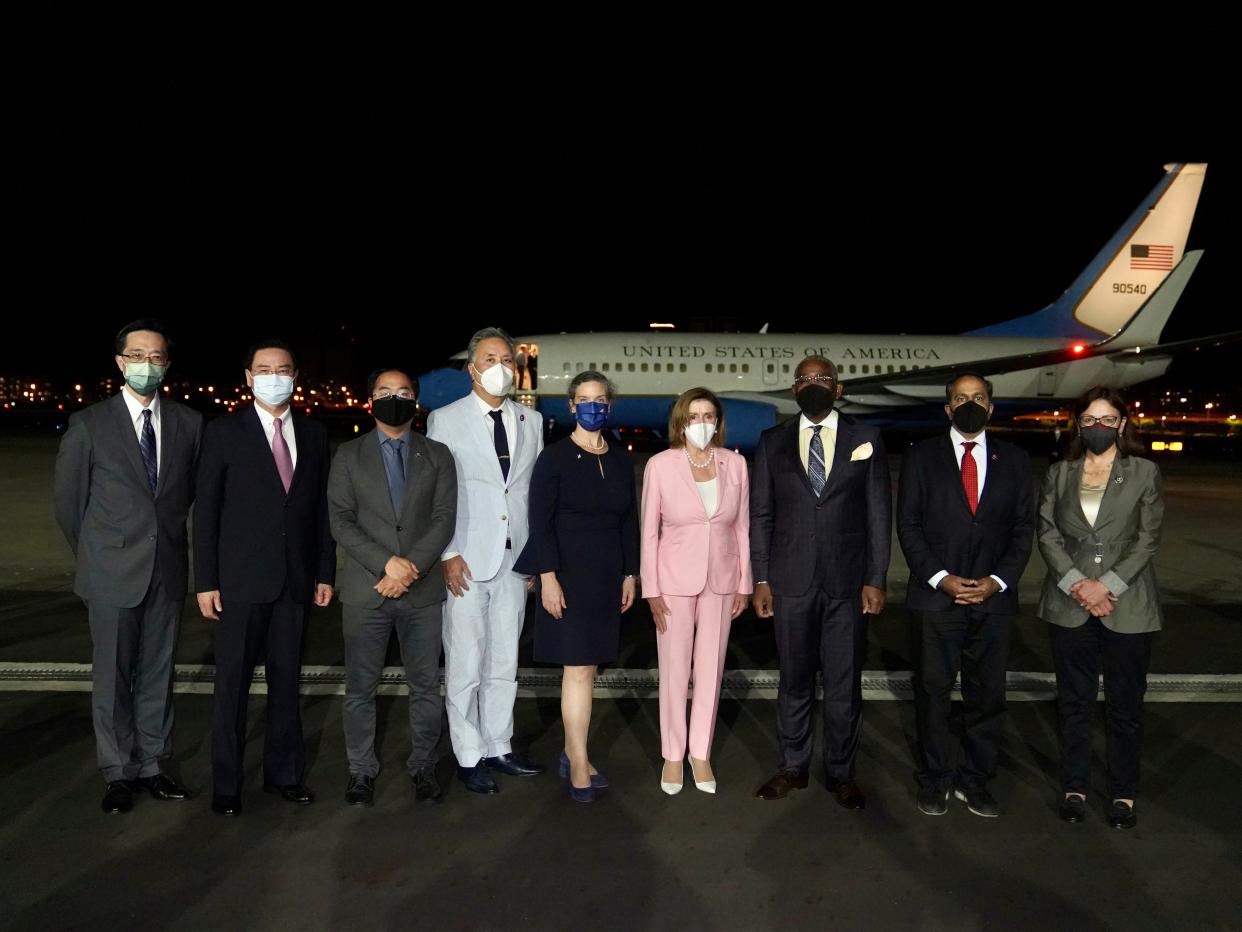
left=252, top=366, right=295, bottom=376
left=1079, top=414, right=1121, bottom=428
left=373, top=389, right=416, bottom=400
left=794, top=374, right=836, bottom=386
left=120, top=351, right=169, bottom=366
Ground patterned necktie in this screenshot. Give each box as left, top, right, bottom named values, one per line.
left=808, top=424, right=826, bottom=496
left=139, top=408, right=158, bottom=493
left=960, top=440, right=979, bottom=514
left=489, top=409, right=510, bottom=481
left=272, top=416, right=294, bottom=493
left=383, top=437, right=406, bottom=514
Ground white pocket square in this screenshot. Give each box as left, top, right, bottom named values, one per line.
left=850, top=442, right=873, bottom=461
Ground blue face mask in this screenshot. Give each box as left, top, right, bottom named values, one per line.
left=574, top=401, right=609, bottom=431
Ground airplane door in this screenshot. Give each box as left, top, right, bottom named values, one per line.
left=763, top=361, right=780, bottom=386
left=1038, top=368, right=1058, bottom=396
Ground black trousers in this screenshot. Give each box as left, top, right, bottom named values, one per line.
left=773, top=587, right=867, bottom=781
left=913, top=606, right=1011, bottom=791
left=1049, top=617, right=1153, bottom=800
left=211, top=592, right=307, bottom=796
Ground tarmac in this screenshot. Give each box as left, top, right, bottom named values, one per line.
left=1, top=435, right=1240, bottom=930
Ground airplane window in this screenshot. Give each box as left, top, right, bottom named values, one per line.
left=628, top=363, right=636, bottom=372
left=641, top=363, right=648, bottom=372
left=729, top=364, right=737, bottom=373
left=679, top=364, right=687, bottom=373
left=563, top=363, right=571, bottom=373
left=602, top=363, right=610, bottom=372
left=782, top=364, right=791, bottom=374
left=862, top=365, right=869, bottom=374
left=888, top=365, right=895, bottom=373
left=900, top=365, right=907, bottom=372
left=654, top=363, right=661, bottom=372
left=590, top=362, right=597, bottom=370
left=766, top=364, right=775, bottom=373
left=576, top=363, right=585, bottom=372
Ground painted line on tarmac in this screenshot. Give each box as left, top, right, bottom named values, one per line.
left=1, top=663, right=1241, bottom=702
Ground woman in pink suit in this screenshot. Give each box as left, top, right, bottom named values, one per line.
left=641, top=388, right=752, bottom=795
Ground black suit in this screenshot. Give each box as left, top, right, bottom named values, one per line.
left=194, top=405, right=336, bottom=795
left=750, top=414, right=891, bottom=780
left=897, top=431, right=1034, bottom=792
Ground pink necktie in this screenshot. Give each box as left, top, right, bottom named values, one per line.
left=272, top=417, right=294, bottom=493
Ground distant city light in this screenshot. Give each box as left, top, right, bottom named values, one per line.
left=649, top=323, right=675, bottom=329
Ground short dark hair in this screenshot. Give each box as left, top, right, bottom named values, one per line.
left=115, top=319, right=173, bottom=357
left=245, top=338, right=297, bottom=371
left=366, top=368, right=419, bottom=398
left=568, top=370, right=616, bottom=402
left=1065, top=385, right=1143, bottom=460
left=945, top=372, right=995, bottom=403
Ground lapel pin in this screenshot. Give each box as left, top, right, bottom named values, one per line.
left=520, top=413, right=525, bottom=421
left=991, top=453, right=998, bottom=461
left=1115, top=476, right=1123, bottom=484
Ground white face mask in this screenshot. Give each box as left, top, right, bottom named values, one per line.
left=685, top=422, right=717, bottom=450
left=252, top=374, right=295, bottom=407
left=475, top=362, right=514, bottom=397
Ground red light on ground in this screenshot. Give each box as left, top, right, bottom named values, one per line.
left=1072, top=344, right=1085, bottom=354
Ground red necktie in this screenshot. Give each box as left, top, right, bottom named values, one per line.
left=960, top=441, right=978, bottom=514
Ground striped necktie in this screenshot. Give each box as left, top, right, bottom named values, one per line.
left=808, top=425, right=826, bottom=496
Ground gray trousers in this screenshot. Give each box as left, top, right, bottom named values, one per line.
left=343, top=600, right=444, bottom=777
left=87, top=576, right=181, bottom=783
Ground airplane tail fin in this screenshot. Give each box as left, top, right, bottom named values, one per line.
left=1106, top=250, right=1203, bottom=349
left=967, top=163, right=1206, bottom=341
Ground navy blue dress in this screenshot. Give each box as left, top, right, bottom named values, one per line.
left=514, top=437, right=640, bottom=665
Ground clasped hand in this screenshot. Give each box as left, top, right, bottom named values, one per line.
left=1070, top=578, right=1117, bottom=617
left=938, top=575, right=1000, bottom=605
left=374, top=555, right=420, bottom=599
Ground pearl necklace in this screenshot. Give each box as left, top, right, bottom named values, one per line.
left=686, top=446, right=715, bottom=469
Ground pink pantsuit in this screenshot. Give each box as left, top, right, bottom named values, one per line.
left=640, top=447, right=752, bottom=761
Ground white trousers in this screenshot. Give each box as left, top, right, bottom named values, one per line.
left=442, top=549, right=527, bottom=767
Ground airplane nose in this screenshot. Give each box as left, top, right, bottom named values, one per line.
left=419, top=367, right=471, bottom=410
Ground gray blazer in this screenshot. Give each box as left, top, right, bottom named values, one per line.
left=53, top=393, right=203, bottom=607
left=328, top=428, right=457, bottom=609
left=1036, top=454, right=1164, bottom=633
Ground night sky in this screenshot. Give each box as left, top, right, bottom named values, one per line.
left=8, top=18, right=1239, bottom=395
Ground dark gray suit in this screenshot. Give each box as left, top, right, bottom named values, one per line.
left=53, top=392, right=202, bottom=782
left=328, top=428, right=457, bottom=777
left=750, top=413, right=891, bottom=780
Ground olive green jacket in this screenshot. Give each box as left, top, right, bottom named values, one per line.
left=1036, top=455, right=1163, bottom=633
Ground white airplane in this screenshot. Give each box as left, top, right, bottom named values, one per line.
left=419, top=163, right=1237, bottom=449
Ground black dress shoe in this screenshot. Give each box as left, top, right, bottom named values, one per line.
left=754, top=768, right=809, bottom=800
left=345, top=774, right=374, bottom=807
left=211, top=794, right=242, bottom=816
left=1059, top=794, right=1086, bottom=823
left=136, top=774, right=190, bottom=800
left=482, top=752, right=546, bottom=777
left=264, top=783, right=315, bottom=804
left=102, top=780, right=134, bottom=814
left=917, top=785, right=950, bottom=816
left=954, top=786, right=1000, bottom=818
left=826, top=777, right=867, bottom=811
left=412, top=766, right=443, bottom=801
left=1107, top=799, right=1137, bottom=829
left=457, top=764, right=500, bottom=795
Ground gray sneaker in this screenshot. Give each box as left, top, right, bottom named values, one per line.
left=917, top=785, right=950, bottom=815
left=954, top=786, right=1000, bottom=818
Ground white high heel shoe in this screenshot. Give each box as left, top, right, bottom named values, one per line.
left=689, top=757, right=717, bottom=794
left=660, top=760, right=684, bottom=796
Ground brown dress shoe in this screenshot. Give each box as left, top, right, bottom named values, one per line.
left=754, top=768, right=809, bottom=800
left=826, top=776, right=866, bottom=810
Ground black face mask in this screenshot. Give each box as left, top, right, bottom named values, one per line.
left=951, top=401, right=990, bottom=434
left=796, top=384, right=835, bottom=418
left=372, top=395, right=418, bottom=427
left=1080, top=425, right=1119, bottom=455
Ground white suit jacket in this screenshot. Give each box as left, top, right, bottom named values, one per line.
left=426, top=394, right=544, bottom=582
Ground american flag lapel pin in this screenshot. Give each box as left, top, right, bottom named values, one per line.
left=1115, top=475, right=1123, bottom=484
